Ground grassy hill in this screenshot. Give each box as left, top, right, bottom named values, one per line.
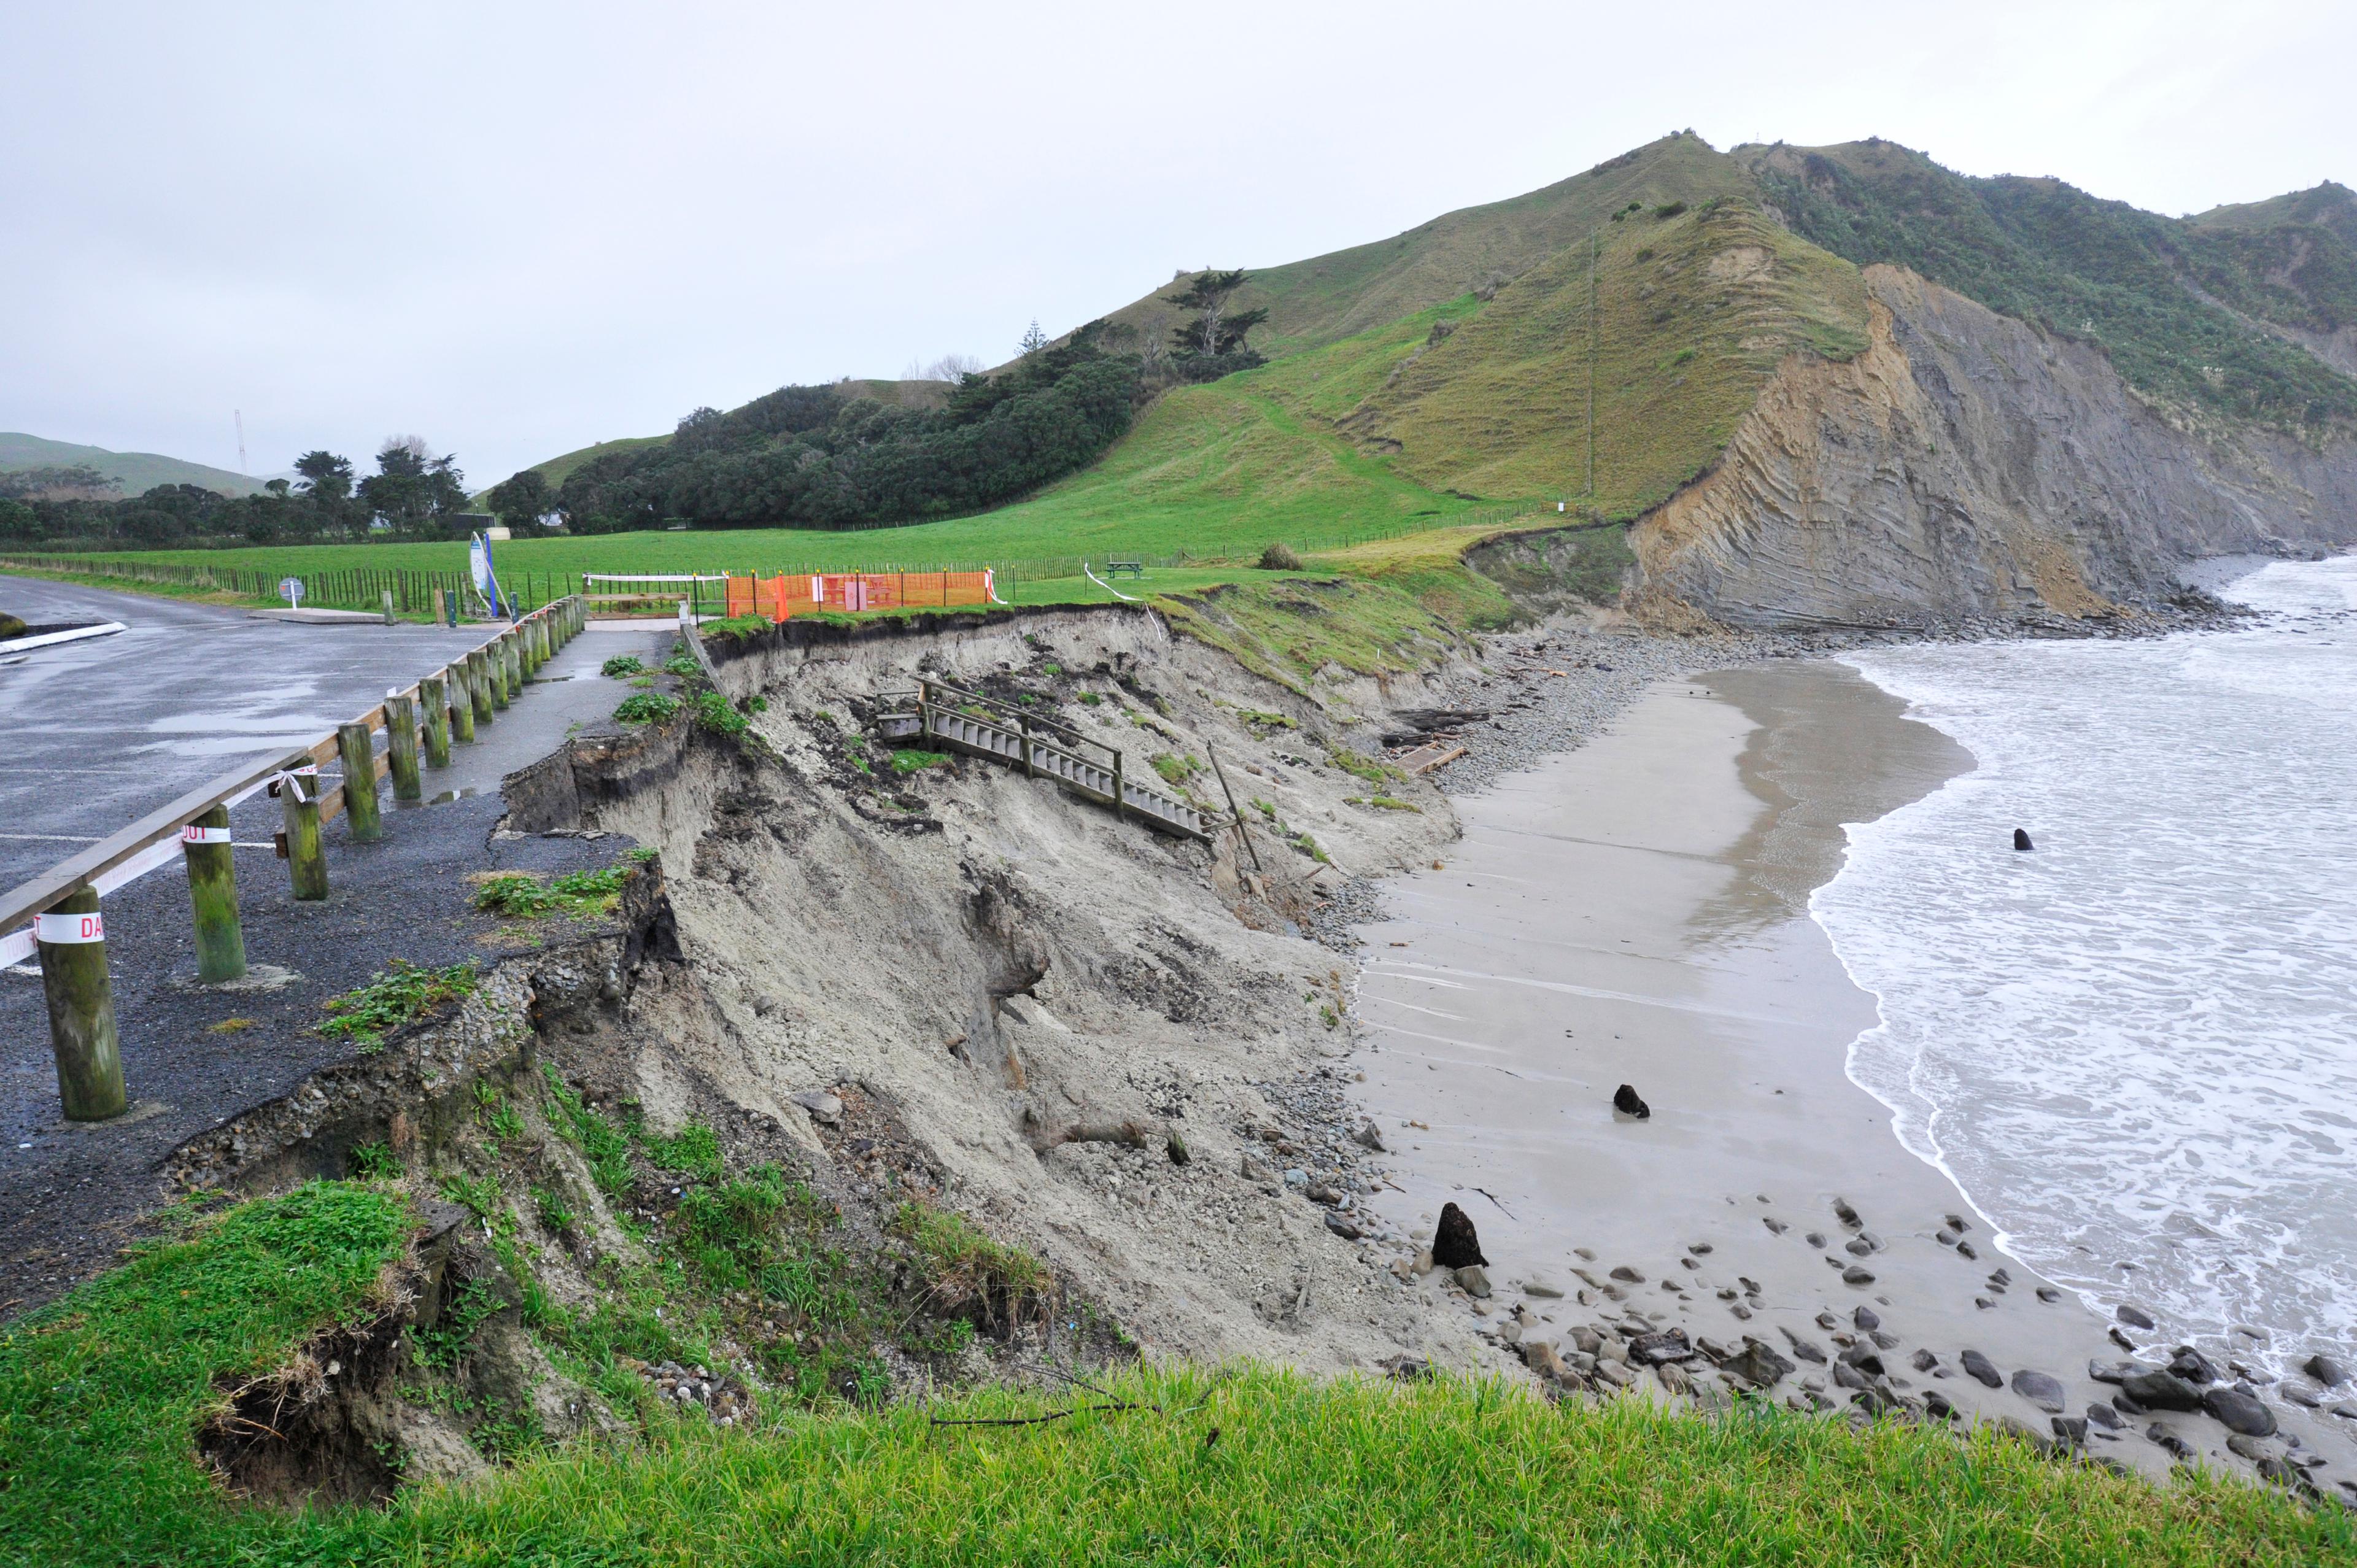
left=0, top=433, right=265, bottom=497
left=1737, top=141, right=2357, bottom=433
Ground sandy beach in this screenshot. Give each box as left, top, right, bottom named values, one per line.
left=1350, top=659, right=2356, bottom=1486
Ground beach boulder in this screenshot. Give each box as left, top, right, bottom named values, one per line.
left=1431, top=1202, right=1488, bottom=1269
left=2119, top=1369, right=2204, bottom=1412
left=1960, top=1350, right=2004, bottom=1388
left=1612, top=1083, right=1650, bottom=1119
left=2115, top=1303, right=2155, bottom=1330
left=2168, top=1346, right=2223, bottom=1385
left=2304, top=1353, right=2351, bottom=1388
left=2012, top=1370, right=2068, bottom=1412
left=2203, top=1385, right=2276, bottom=1437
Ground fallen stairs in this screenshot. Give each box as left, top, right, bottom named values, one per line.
left=877, top=680, right=1211, bottom=841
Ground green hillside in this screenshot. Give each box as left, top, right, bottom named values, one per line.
left=0, top=433, right=265, bottom=497
left=1738, top=141, right=2357, bottom=432
left=506, top=381, right=950, bottom=493
left=1094, top=131, right=1753, bottom=357
left=2192, top=180, right=2357, bottom=248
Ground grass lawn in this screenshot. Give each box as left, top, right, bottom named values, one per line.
left=4, top=1184, right=2347, bottom=1567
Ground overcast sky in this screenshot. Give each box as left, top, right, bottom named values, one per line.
left=4, top=1, right=2350, bottom=488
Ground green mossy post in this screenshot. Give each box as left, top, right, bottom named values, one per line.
left=38, top=886, right=125, bottom=1121
left=385, top=693, right=422, bottom=801
left=503, top=634, right=523, bottom=698
left=488, top=641, right=512, bottom=711
left=336, top=722, right=383, bottom=843
left=420, top=674, right=452, bottom=766
left=283, top=767, right=328, bottom=900
left=451, top=665, right=479, bottom=743
left=534, top=617, right=552, bottom=668
left=468, top=651, right=495, bottom=724
left=181, top=803, right=246, bottom=984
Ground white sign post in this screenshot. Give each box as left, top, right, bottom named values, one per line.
left=279, top=576, right=304, bottom=608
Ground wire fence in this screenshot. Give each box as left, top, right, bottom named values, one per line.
left=0, top=499, right=1568, bottom=607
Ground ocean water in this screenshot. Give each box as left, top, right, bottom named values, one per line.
left=1819, top=556, right=2357, bottom=1376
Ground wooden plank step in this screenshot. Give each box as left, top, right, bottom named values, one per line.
left=1396, top=742, right=1468, bottom=776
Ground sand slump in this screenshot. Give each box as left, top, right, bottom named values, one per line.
left=548, top=605, right=1494, bottom=1370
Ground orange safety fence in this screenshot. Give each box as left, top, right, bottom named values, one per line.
left=724, top=570, right=997, bottom=622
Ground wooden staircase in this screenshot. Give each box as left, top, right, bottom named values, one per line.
left=877, top=679, right=1211, bottom=842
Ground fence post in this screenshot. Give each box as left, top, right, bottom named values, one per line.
left=501, top=633, right=523, bottom=700
left=282, top=765, right=328, bottom=900
left=420, top=674, right=452, bottom=766
left=451, top=665, right=478, bottom=743
left=37, top=886, right=125, bottom=1121
left=385, top=691, right=423, bottom=801
left=381, top=589, right=396, bottom=626
left=468, top=651, right=497, bottom=723
left=180, top=803, right=246, bottom=983
left=337, top=722, right=384, bottom=842
left=1113, top=749, right=1128, bottom=822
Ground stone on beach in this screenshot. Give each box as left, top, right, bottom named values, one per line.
left=1612, top=1083, right=1650, bottom=1119
left=2013, top=828, right=2034, bottom=851
left=1431, top=1202, right=1487, bottom=1269
left=2115, top=1303, right=2155, bottom=1330
left=2202, top=1385, right=2277, bottom=1437
left=1453, top=1264, right=1492, bottom=1298
left=2167, top=1346, right=2222, bottom=1385
left=1960, top=1350, right=2003, bottom=1389
left=2119, top=1369, right=2204, bottom=1412
left=2305, top=1353, right=2351, bottom=1388
left=2011, top=1370, right=2067, bottom=1413
left=1841, top=1265, right=1875, bottom=1286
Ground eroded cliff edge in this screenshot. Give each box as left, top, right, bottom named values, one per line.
left=1630, top=264, right=2357, bottom=629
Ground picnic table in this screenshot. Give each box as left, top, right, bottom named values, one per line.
left=1105, top=557, right=1146, bottom=579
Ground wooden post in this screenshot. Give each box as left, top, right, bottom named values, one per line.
left=1112, top=749, right=1128, bottom=821
left=420, top=673, right=453, bottom=765
left=281, top=765, right=328, bottom=900
left=337, top=722, right=383, bottom=842
left=37, top=886, right=125, bottom=1121
left=502, top=633, right=523, bottom=698
left=468, top=651, right=495, bottom=724
left=487, top=639, right=511, bottom=709
left=449, top=665, right=478, bottom=743
left=1207, top=744, right=1264, bottom=873
left=381, top=588, right=396, bottom=625
left=385, top=692, right=423, bottom=801
left=181, top=803, right=246, bottom=983
left=1020, top=717, right=1037, bottom=778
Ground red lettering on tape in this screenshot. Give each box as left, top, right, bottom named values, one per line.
left=35, top=911, right=104, bottom=944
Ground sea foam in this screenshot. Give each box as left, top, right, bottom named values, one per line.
left=1818, top=556, right=2357, bottom=1377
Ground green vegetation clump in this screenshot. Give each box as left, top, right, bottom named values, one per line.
left=1258, top=542, right=1302, bottom=570
left=599, top=654, right=645, bottom=678
left=471, top=867, right=628, bottom=920
left=317, top=959, right=479, bottom=1051
left=888, top=1200, right=1053, bottom=1329
left=1151, top=752, right=1203, bottom=787
left=662, top=653, right=701, bottom=678
left=891, top=747, right=948, bottom=774
left=689, top=689, right=748, bottom=736
left=613, top=691, right=680, bottom=724
left=700, top=612, right=773, bottom=639
left=0, top=612, right=25, bottom=640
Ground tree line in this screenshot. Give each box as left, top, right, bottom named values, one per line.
left=0, top=438, right=473, bottom=548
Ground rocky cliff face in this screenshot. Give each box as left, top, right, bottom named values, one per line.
left=1630, top=266, right=2357, bottom=629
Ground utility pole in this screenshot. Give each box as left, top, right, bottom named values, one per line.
left=1587, top=231, right=1598, bottom=503
left=234, top=410, right=247, bottom=473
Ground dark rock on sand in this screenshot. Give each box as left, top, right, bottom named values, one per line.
left=2085, top=1402, right=2123, bottom=1431
left=2014, top=828, right=2034, bottom=851
left=1832, top=1197, right=1862, bottom=1228
left=2036, top=1287, right=2060, bottom=1303
left=1936, top=1227, right=1959, bottom=1246
left=2146, top=1424, right=2196, bottom=1461
left=1956, top=1241, right=1979, bottom=1260
left=2115, top=1304, right=2156, bottom=1330
left=1762, top=1217, right=1788, bottom=1235
left=2120, top=1369, right=2204, bottom=1412
left=1841, top=1349, right=1887, bottom=1378
left=2088, top=1360, right=2133, bottom=1385
left=1779, top=1329, right=1827, bottom=1364
left=2111, top=1388, right=2148, bottom=1416
left=1924, top=1390, right=1957, bottom=1420
left=1841, top=1265, right=1876, bottom=1286
left=2051, top=1415, right=2088, bottom=1445
left=1352, top=1119, right=1387, bottom=1153
left=1854, top=1306, right=1880, bottom=1331
left=1806, top=1231, right=1827, bottom=1248
left=1609, top=1265, right=1645, bottom=1283
left=1911, top=1350, right=1940, bottom=1373
left=1833, top=1361, right=1875, bottom=1393
left=2305, top=1353, right=2351, bottom=1388
left=2167, top=1346, right=2222, bottom=1385
left=1960, top=1351, right=2004, bottom=1389
left=2012, top=1370, right=2068, bottom=1413
left=1323, top=1211, right=1362, bottom=1240
left=2109, top=1328, right=2139, bottom=1353
left=1628, top=1329, right=1696, bottom=1366
left=1725, top=1338, right=1797, bottom=1388
left=1612, top=1084, right=1650, bottom=1119
left=1431, top=1202, right=1488, bottom=1269
left=1945, top=1213, right=1970, bottom=1232
left=2202, top=1385, right=2277, bottom=1437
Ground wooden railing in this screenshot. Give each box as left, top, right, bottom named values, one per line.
left=880, top=678, right=1211, bottom=842
left=0, top=595, right=589, bottom=1121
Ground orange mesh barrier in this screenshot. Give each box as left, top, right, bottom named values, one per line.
left=726, top=571, right=994, bottom=622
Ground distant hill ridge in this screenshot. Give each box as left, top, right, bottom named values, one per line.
left=0, top=433, right=266, bottom=498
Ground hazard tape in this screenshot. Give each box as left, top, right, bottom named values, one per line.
left=35, top=911, right=104, bottom=944
left=180, top=825, right=233, bottom=845
left=0, top=926, right=33, bottom=968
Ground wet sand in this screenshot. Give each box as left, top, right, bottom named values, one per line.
left=1350, top=660, right=2351, bottom=1480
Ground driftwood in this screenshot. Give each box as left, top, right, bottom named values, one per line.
left=1026, top=1114, right=1189, bottom=1165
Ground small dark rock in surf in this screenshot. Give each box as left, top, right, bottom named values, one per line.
left=2109, top=1327, right=2138, bottom=1352
left=2014, top=828, right=2034, bottom=851
left=2305, top=1353, right=2351, bottom=1388
left=1431, top=1202, right=1488, bottom=1269
left=2116, top=1304, right=2156, bottom=1330
left=1612, top=1083, right=1650, bottom=1119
